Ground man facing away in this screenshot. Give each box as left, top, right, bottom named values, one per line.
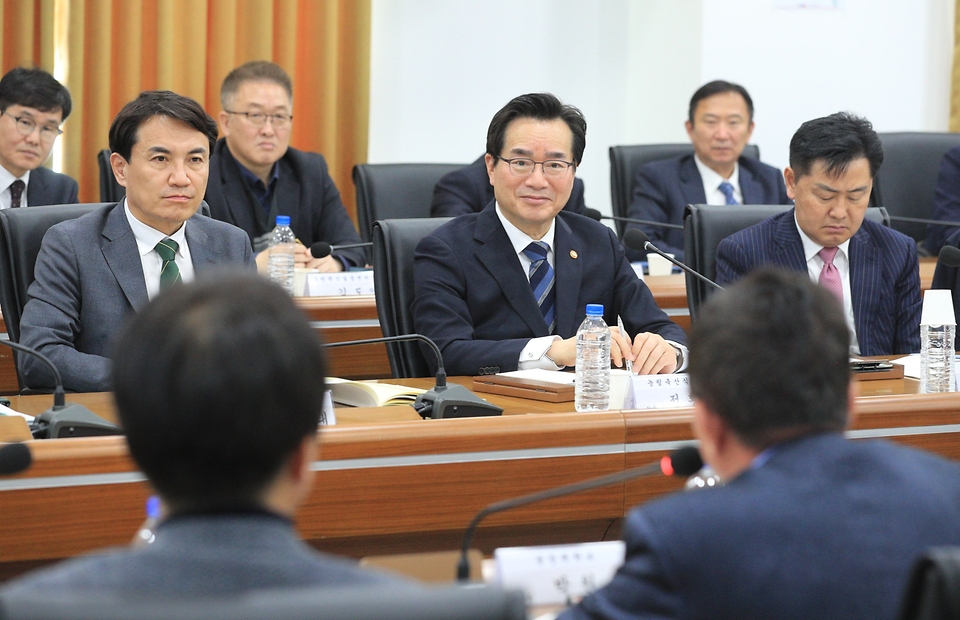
left=414, top=92, right=686, bottom=377
left=716, top=112, right=921, bottom=356
left=0, top=67, right=78, bottom=208
left=2, top=273, right=401, bottom=596
left=562, top=269, right=960, bottom=620
left=625, top=80, right=789, bottom=262
left=18, top=91, right=252, bottom=393
left=205, top=60, right=367, bottom=272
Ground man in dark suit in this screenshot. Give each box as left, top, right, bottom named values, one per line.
left=414, top=93, right=686, bottom=377
left=926, top=144, right=960, bottom=255
left=716, top=112, right=921, bottom=356
left=205, top=61, right=365, bottom=271
left=0, top=67, right=78, bottom=208
left=626, top=80, right=789, bottom=262
left=18, top=91, right=253, bottom=393
left=431, top=155, right=587, bottom=217
left=3, top=273, right=400, bottom=595
left=562, top=269, right=960, bottom=620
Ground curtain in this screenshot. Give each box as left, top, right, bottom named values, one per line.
left=0, top=0, right=370, bottom=222
left=953, top=0, right=960, bottom=132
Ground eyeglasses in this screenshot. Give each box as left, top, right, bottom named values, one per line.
left=498, top=156, right=575, bottom=179
left=224, top=110, right=293, bottom=128
left=2, top=111, right=63, bottom=141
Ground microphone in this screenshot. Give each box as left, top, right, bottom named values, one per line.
left=583, top=208, right=684, bottom=231
left=938, top=245, right=960, bottom=268
left=323, top=334, right=503, bottom=419
left=455, top=445, right=703, bottom=581
left=1, top=339, right=121, bottom=439
left=623, top=228, right=724, bottom=291
left=309, top=241, right=374, bottom=259
left=0, top=442, right=31, bottom=475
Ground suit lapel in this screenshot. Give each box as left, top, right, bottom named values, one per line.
left=474, top=206, right=549, bottom=337
left=185, top=217, right=219, bottom=272
left=552, top=217, right=581, bottom=337
left=678, top=156, right=708, bottom=205
left=848, top=227, right=877, bottom=353
left=101, top=204, right=149, bottom=310
left=739, top=161, right=763, bottom=204
left=772, top=210, right=808, bottom=270
left=273, top=160, right=301, bottom=231
left=26, top=168, right=47, bottom=206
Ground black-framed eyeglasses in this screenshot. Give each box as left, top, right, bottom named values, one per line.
left=2, top=111, right=63, bottom=141
left=224, top=110, right=293, bottom=128
left=498, top=156, right=575, bottom=179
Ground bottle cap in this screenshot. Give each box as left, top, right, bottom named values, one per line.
left=920, top=289, right=956, bottom=326
left=145, top=495, right=162, bottom=519
left=275, top=215, right=291, bottom=227
left=585, top=304, right=604, bottom=316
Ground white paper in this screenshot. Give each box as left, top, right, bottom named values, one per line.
left=304, top=271, right=374, bottom=297
left=320, top=390, right=336, bottom=426
left=623, top=373, right=693, bottom=410
left=0, top=402, right=33, bottom=422
left=496, top=369, right=575, bottom=385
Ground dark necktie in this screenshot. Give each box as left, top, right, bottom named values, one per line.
left=155, top=238, right=182, bottom=291
left=9, top=180, right=25, bottom=208
left=523, top=241, right=556, bottom=333
left=718, top=181, right=738, bottom=205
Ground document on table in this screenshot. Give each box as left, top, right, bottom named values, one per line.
left=890, top=354, right=960, bottom=380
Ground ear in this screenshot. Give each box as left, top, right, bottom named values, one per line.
left=287, top=433, right=318, bottom=485
left=692, top=398, right=727, bottom=464
left=484, top=153, right=496, bottom=187
left=744, top=120, right=755, bottom=142
left=684, top=119, right=695, bottom=140
left=784, top=166, right=796, bottom=200
left=218, top=110, right=232, bottom=138
left=109, top=152, right=129, bottom=188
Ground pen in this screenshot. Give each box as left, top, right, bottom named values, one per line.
left=617, top=315, right=633, bottom=373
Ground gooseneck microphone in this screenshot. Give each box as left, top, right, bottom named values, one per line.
left=583, top=208, right=684, bottom=231
left=0, top=339, right=121, bottom=439
left=323, top=334, right=503, bottom=419
left=0, top=442, right=31, bottom=475
left=455, top=445, right=704, bottom=581
left=309, top=241, right=374, bottom=259
left=623, top=229, right=724, bottom=291
left=938, top=244, right=960, bottom=268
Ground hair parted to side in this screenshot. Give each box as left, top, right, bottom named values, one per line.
left=110, top=271, right=327, bottom=511
left=0, top=66, right=72, bottom=120
left=485, top=92, right=587, bottom=165
left=789, top=111, right=884, bottom=180
left=688, top=80, right=754, bottom=124
left=220, top=60, right=293, bottom=109
left=688, top=268, right=850, bottom=449
left=109, top=90, right=219, bottom=162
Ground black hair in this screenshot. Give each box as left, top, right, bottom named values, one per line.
left=485, top=92, right=586, bottom=165
left=109, top=91, right=218, bottom=162
left=688, top=80, right=753, bottom=125
left=0, top=67, right=72, bottom=120
left=220, top=60, right=293, bottom=108
left=789, top=112, right=884, bottom=179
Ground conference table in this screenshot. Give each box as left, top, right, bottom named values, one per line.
left=2, top=372, right=960, bottom=583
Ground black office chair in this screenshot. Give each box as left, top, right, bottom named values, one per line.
left=372, top=217, right=451, bottom=378
left=899, top=547, right=960, bottom=620
left=353, top=163, right=464, bottom=242
left=0, top=203, right=107, bottom=389
left=608, top=143, right=761, bottom=237
left=98, top=149, right=125, bottom=203
left=682, top=204, right=890, bottom=321
left=871, top=132, right=960, bottom=250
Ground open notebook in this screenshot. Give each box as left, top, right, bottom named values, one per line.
left=326, top=378, right=426, bottom=407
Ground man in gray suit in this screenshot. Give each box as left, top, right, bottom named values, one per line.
left=18, top=91, right=253, bottom=392
left=0, top=67, right=78, bottom=207
left=2, top=272, right=399, bottom=595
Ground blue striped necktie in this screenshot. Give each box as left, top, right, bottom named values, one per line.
left=523, top=241, right=555, bottom=333
left=718, top=181, right=738, bottom=205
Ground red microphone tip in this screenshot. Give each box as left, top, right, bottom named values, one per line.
left=660, top=454, right=674, bottom=477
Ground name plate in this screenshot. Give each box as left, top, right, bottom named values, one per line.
left=305, top=270, right=375, bottom=297
left=623, top=373, right=693, bottom=409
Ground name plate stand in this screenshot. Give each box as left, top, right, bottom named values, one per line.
left=305, top=271, right=375, bottom=297
left=623, top=373, right=693, bottom=410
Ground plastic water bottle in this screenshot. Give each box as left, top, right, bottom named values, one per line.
left=921, top=325, right=956, bottom=393
left=575, top=304, right=611, bottom=412
left=267, top=215, right=296, bottom=294
left=132, top=495, right=161, bottom=548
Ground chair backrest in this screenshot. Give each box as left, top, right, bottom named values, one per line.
left=872, top=132, right=960, bottom=245
left=98, top=149, right=125, bottom=203
left=608, top=143, right=760, bottom=236
left=899, top=546, right=960, bottom=620
left=682, top=204, right=889, bottom=321
left=0, top=203, right=108, bottom=347
left=373, top=217, right=451, bottom=378
left=353, top=163, right=464, bottom=242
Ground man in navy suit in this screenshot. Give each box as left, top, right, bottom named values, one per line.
left=562, top=269, right=960, bottom=620
left=0, top=67, right=78, bottom=208
left=626, top=81, right=789, bottom=262
left=414, top=93, right=686, bottom=377
left=716, top=112, right=921, bottom=356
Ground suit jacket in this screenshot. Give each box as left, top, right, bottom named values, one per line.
left=26, top=165, right=78, bottom=206
left=562, top=433, right=960, bottom=620
left=18, top=203, right=253, bottom=392
left=927, top=144, right=960, bottom=255
left=626, top=153, right=789, bottom=261
left=715, top=210, right=921, bottom=356
left=430, top=155, right=587, bottom=217
left=931, top=228, right=960, bottom=334
left=413, top=204, right=686, bottom=376
left=205, top=139, right=366, bottom=267
left=0, top=513, right=400, bottom=596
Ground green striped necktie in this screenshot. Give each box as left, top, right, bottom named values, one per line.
left=155, top=238, right=182, bottom=291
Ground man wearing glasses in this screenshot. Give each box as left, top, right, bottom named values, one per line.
left=413, top=93, right=686, bottom=377
left=0, top=67, right=77, bottom=209
left=205, top=61, right=365, bottom=272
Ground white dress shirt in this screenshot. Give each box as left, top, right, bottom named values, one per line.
left=124, top=199, right=195, bottom=300
left=694, top=155, right=741, bottom=205
left=0, top=166, right=29, bottom=210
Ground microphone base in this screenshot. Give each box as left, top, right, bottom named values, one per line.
left=31, top=403, right=122, bottom=439
left=414, top=384, right=503, bottom=419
